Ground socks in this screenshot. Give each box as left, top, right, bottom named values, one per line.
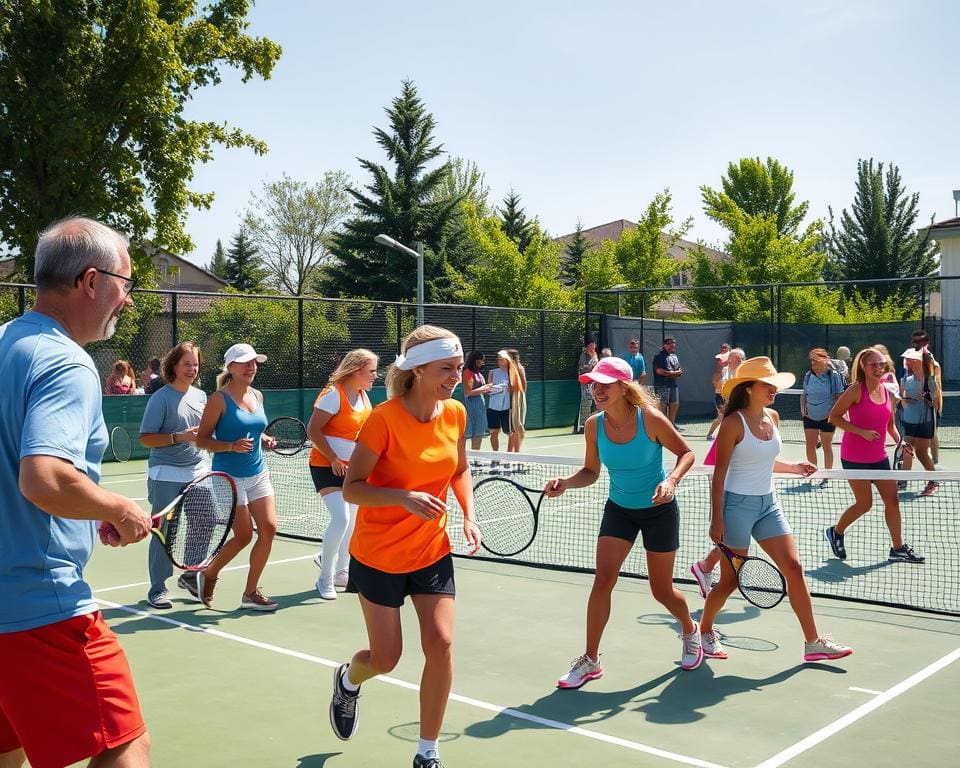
left=417, top=739, right=439, bottom=759
left=340, top=665, right=360, bottom=693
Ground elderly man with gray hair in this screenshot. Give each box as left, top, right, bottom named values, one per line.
left=0, top=217, right=153, bottom=768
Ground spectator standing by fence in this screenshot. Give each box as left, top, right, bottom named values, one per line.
left=575, top=339, right=598, bottom=433
left=623, top=338, right=646, bottom=384
left=506, top=349, right=527, bottom=453
left=462, top=352, right=493, bottom=451
left=652, top=338, right=682, bottom=426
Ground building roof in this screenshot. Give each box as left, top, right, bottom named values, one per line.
left=554, top=218, right=728, bottom=262
left=928, top=217, right=960, bottom=238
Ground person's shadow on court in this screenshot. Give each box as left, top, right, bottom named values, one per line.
left=295, top=753, right=339, bottom=767
left=464, top=668, right=681, bottom=739
left=804, top=559, right=892, bottom=584
left=634, top=661, right=846, bottom=724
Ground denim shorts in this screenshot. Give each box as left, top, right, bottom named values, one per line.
left=722, top=491, right=792, bottom=550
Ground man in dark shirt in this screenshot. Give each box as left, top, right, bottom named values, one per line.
left=652, top=337, right=682, bottom=425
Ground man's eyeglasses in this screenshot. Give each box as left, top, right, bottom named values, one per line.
left=76, top=268, right=137, bottom=296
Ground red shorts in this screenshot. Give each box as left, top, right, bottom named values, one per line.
left=0, top=611, right=146, bottom=768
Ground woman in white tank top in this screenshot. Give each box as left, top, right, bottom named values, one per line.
left=699, top=357, right=852, bottom=664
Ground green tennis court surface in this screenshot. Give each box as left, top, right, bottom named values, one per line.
left=80, top=436, right=960, bottom=768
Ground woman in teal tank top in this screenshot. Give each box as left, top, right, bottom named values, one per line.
left=545, top=357, right=700, bottom=689
left=196, top=343, right=280, bottom=612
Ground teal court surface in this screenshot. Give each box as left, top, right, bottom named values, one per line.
left=76, top=428, right=960, bottom=768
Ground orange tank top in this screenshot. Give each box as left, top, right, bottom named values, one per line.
left=308, top=382, right=372, bottom=467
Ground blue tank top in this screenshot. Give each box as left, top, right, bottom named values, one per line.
left=211, top=390, right=268, bottom=477
left=597, top=409, right=666, bottom=509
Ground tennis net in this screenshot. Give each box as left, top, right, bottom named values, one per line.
left=267, top=450, right=960, bottom=616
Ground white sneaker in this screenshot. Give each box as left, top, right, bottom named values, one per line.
left=690, top=560, right=712, bottom=599
left=804, top=635, right=853, bottom=662
left=316, top=576, right=337, bottom=600
left=680, top=621, right=703, bottom=670
left=556, top=653, right=602, bottom=689
left=333, top=569, right=350, bottom=589
left=701, top=629, right=728, bottom=659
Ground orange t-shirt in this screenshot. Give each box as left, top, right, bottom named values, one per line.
left=309, top=383, right=372, bottom=467
left=349, top=397, right=466, bottom=573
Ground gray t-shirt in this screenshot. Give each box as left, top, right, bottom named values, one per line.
left=139, top=384, right=208, bottom=469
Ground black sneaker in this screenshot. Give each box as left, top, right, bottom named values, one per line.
left=825, top=527, right=847, bottom=560
left=413, top=756, right=443, bottom=768
left=177, top=573, right=199, bottom=599
left=889, top=545, right=925, bottom=563
left=330, top=663, right=360, bottom=740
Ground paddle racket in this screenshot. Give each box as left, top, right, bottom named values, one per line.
left=111, top=426, right=132, bottom=462
left=264, top=416, right=308, bottom=456
left=100, top=471, right=237, bottom=570
left=716, top=542, right=786, bottom=609
left=471, top=476, right=542, bottom=556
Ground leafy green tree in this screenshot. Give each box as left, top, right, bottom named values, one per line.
left=498, top=191, right=538, bottom=254
left=826, top=159, right=939, bottom=307
left=318, top=81, right=460, bottom=302
left=456, top=205, right=573, bottom=310
left=560, top=222, right=593, bottom=284
left=244, top=172, right=353, bottom=295
left=207, top=239, right=229, bottom=280
left=224, top=228, right=267, bottom=293
left=0, top=2, right=281, bottom=277
left=702, top=157, right=809, bottom=238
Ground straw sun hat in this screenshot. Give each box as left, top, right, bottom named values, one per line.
left=720, top=356, right=795, bottom=399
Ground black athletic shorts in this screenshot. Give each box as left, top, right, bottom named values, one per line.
left=598, top=498, right=680, bottom=552
left=349, top=553, right=456, bottom=608
left=310, top=464, right=344, bottom=491
left=902, top=420, right=935, bottom=440
left=802, top=416, right=836, bottom=433
left=486, top=408, right=511, bottom=432
left=840, top=457, right=890, bottom=470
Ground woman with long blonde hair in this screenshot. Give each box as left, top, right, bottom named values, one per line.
left=331, top=326, right=480, bottom=768
left=307, top=349, right=378, bottom=599
left=505, top=349, right=527, bottom=452
left=545, top=356, right=701, bottom=687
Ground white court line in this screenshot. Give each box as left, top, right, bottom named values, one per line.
left=848, top=686, right=883, bottom=696
left=93, top=591, right=726, bottom=768
left=101, top=478, right=144, bottom=485
left=754, top=647, right=960, bottom=768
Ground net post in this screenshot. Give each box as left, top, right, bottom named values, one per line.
left=539, top=309, right=546, bottom=430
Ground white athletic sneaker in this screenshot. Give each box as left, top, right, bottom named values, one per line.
left=556, top=653, right=603, bottom=689
left=803, top=635, right=853, bottom=662
left=690, top=560, right=712, bottom=599
left=316, top=576, right=337, bottom=600
left=680, top=621, right=703, bottom=670
left=333, top=569, right=350, bottom=589
left=701, top=629, right=728, bottom=659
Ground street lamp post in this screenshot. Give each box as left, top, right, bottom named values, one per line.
left=375, top=234, right=424, bottom=326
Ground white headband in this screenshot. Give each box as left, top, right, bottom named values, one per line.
left=395, top=336, right=463, bottom=370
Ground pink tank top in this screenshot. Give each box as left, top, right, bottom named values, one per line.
left=840, top=381, right=891, bottom=463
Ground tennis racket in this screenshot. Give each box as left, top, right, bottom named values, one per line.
left=264, top=416, right=308, bottom=456
left=893, top=441, right=905, bottom=471
left=716, top=542, right=786, bottom=609
left=100, top=472, right=237, bottom=570
left=111, top=426, right=132, bottom=462
left=471, top=477, right=542, bottom=556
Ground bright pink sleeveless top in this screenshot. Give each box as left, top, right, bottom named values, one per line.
left=840, top=381, right=891, bottom=463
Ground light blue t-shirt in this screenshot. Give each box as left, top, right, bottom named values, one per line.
left=140, top=384, right=208, bottom=470
left=802, top=370, right=837, bottom=421
left=597, top=409, right=666, bottom=508
left=487, top=369, right=511, bottom=412
left=901, top=374, right=937, bottom=426
left=0, top=311, right=107, bottom=633
left=623, top=353, right=645, bottom=381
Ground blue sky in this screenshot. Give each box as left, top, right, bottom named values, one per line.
left=182, top=0, right=959, bottom=267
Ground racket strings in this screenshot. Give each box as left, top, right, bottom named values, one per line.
left=737, top=558, right=786, bottom=608
left=265, top=418, right=307, bottom=456
left=472, top=481, right=537, bottom=556
left=164, top=476, right=235, bottom=569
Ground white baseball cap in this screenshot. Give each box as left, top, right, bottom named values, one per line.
left=224, top=343, right=267, bottom=365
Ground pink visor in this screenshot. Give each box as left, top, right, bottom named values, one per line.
left=578, top=357, right=633, bottom=384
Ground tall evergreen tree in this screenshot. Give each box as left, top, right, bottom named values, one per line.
left=224, top=229, right=267, bottom=293
left=207, top=239, right=229, bottom=280
left=317, top=81, right=461, bottom=301
left=498, top=191, right=537, bottom=254
left=701, top=157, right=809, bottom=238
left=560, top=221, right=592, bottom=284
left=826, top=159, right=939, bottom=304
